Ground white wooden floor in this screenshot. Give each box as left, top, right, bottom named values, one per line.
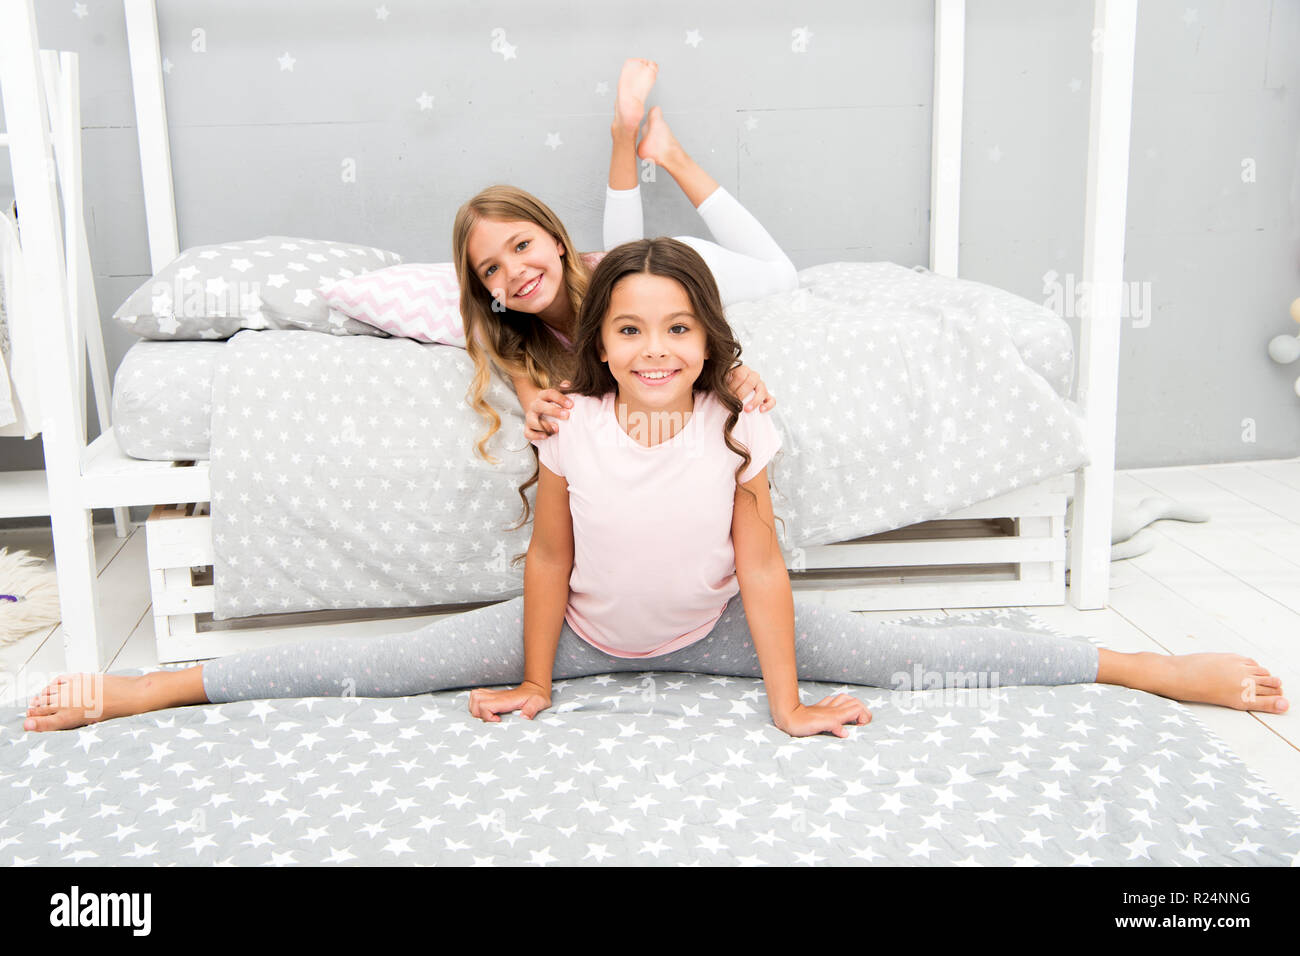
left=3, top=459, right=1299, bottom=812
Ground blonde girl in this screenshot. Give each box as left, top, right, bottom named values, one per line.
left=452, top=58, right=794, bottom=461
left=24, top=239, right=1288, bottom=736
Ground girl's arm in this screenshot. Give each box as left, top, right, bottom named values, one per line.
left=731, top=468, right=870, bottom=737
left=467, top=462, right=574, bottom=722
left=520, top=462, right=574, bottom=692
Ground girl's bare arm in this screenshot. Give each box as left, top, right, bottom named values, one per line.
left=510, top=369, right=542, bottom=416
left=731, top=467, right=870, bottom=737
left=467, top=462, right=573, bottom=722
left=520, top=462, right=575, bottom=692
left=730, top=468, right=800, bottom=720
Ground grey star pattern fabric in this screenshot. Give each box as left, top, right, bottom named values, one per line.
left=2, top=610, right=1296, bottom=866
left=112, top=236, right=401, bottom=340
left=795, top=262, right=1077, bottom=399
left=113, top=340, right=220, bottom=461
left=209, top=330, right=535, bottom=620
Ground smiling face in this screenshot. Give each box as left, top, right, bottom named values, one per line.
left=465, top=217, right=568, bottom=320
left=598, top=272, right=708, bottom=417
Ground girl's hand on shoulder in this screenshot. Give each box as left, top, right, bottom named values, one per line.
left=524, top=382, right=573, bottom=442
left=773, top=694, right=871, bottom=738
left=467, top=681, right=553, bottom=722
left=726, top=364, right=775, bottom=414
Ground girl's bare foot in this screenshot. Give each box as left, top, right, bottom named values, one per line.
left=615, top=58, right=658, bottom=135
left=1102, top=650, right=1289, bottom=713
left=636, top=105, right=683, bottom=168
left=23, top=668, right=205, bottom=732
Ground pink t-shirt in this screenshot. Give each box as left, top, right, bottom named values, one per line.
left=532, top=390, right=781, bottom=658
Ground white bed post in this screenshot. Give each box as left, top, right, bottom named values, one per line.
left=124, top=0, right=180, bottom=269
left=1069, top=0, right=1137, bottom=609
left=929, top=0, right=964, bottom=277
left=0, top=0, right=104, bottom=669
left=41, top=49, right=132, bottom=538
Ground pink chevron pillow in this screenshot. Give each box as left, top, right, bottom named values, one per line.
left=324, top=253, right=608, bottom=347
left=323, top=263, right=465, bottom=345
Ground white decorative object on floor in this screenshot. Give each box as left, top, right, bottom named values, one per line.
left=1111, top=495, right=1210, bottom=542
left=1110, top=528, right=1157, bottom=561
left=0, top=547, right=60, bottom=644
left=1064, top=494, right=1211, bottom=568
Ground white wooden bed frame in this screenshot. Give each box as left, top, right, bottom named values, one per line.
left=0, top=0, right=1135, bottom=670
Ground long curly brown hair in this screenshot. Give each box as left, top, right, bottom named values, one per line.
left=451, top=184, right=590, bottom=464
left=508, top=238, right=781, bottom=565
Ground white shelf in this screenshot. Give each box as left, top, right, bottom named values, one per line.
left=0, top=468, right=49, bottom=518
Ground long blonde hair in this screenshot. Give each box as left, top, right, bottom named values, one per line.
left=452, top=185, right=591, bottom=463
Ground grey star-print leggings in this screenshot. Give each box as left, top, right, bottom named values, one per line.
left=200, top=593, right=1100, bottom=704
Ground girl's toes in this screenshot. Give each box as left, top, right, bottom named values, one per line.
left=23, top=711, right=63, bottom=732
left=1244, top=690, right=1289, bottom=713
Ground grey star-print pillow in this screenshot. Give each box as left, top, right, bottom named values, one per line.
left=113, top=236, right=403, bottom=340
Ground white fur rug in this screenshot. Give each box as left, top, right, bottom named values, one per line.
left=0, top=547, right=60, bottom=644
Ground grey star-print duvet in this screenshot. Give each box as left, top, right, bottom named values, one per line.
left=111, top=261, right=1078, bottom=464
left=207, top=262, right=1088, bottom=619
left=3, top=610, right=1296, bottom=865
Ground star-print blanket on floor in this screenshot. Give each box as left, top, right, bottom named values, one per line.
left=3, top=610, right=1297, bottom=865
left=207, top=261, right=1089, bottom=620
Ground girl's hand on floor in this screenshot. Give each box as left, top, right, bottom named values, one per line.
left=726, top=364, right=775, bottom=414
left=774, top=694, right=871, bottom=738
left=524, top=383, right=573, bottom=441
left=467, top=681, right=552, bottom=722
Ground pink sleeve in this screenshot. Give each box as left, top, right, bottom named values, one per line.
left=534, top=432, right=564, bottom=478
left=736, top=408, right=781, bottom=484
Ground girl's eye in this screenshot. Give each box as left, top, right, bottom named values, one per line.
left=616, top=324, right=689, bottom=335
left=482, top=241, right=528, bottom=279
